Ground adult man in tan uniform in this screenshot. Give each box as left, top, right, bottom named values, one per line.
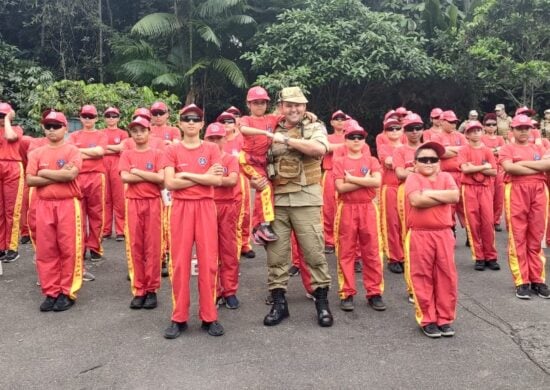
left=495, top=104, right=512, bottom=139
left=262, top=87, right=333, bottom=328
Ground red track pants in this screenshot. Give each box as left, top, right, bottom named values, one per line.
left=405, top=229, right=457, bottom=327
left=504, top=182, right=548, bottom=286
left=0, top=161, right=24, bottom=251
left=237, top=173, right=252, bottom=253
left=35, top=197, right=84, bottom=299
left=20, top=183, right=30, bottom=237
left=215, top=200, right=240, bottom=297
left=462, top=184, right=497, bottom=261
left=169, top=199, right=218, bottom=323
left=125, top=198, right=163, bottom=297
left=322, top=170, right=336, bottom=247
left=380, top=184, right=403, bottom=263
left=493, top=171, right=504, bottom=225
left=103, top=155, right=125, bottom=236
left=335, top=201, right=384, bottom=299
left=77, top=172, right=105, bottom=255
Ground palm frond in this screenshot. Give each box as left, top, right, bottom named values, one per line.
left=121, top=60, right=170, bottom=83
left=225, top=14, right=256, bottom=25
left=195, top=22, right=222, bottom=48
left=151, top=73, right=185, bottom=88
left=132, top=13, right=182, bottom=37
left=210, top=57, right=247, bottom=88
left=183, top=59, right=211, bottom=78
left=197, top=0, right=243, bottom=18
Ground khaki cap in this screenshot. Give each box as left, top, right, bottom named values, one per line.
left=279, top=87, right=308, bottom=104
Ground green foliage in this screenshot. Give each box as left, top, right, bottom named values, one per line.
left=27, top=80, right=180, bottom=133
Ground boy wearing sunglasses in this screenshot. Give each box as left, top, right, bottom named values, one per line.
left=101, top=107, right=128, bottom=241
left=163, top=104, right=225, bottom=339
left=150, top=101, right=181, bottom=145
left=27, top=111, right=83, bottom=312
left=68, top=105, right=108, bottom=262
left=334, top=120, right=385, bottom=312
left=0, top=103, right=24, bottom=263
left=458, top=121, right=499, bottom=271
left=405, top=141, right=459, bottom=338
left=499, top=114, right=550, bottom=300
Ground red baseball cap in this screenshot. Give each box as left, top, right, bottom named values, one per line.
left=0, top=102, right=12, bottom=115
left=418, top=141, right=445, bottom=158
left=430, top=108, right=443, bottom=119
left=383, top=118, right=401, bottom=129
left=464, top=120, right=483, bottom=133
left=395, top=107, right=408, bottom=116
left=343, top=119, right=366, bottom=136
left=440, top=110, right=459, bottom=123
left=216, top=111, right=236, bottom=123
left=80, top=105, right=98, bottom=116
left=483, top=113, right=497, bottom=123
left=384, top=110, right=398, bottom=121
left=402, top=113, right=424, bottom=128
left=41, top=111, right=68, bottom=126
left=331, top=110, right=347, bottom=120
left=511, top=114, right=534, bottom=128
left=246, top=86, right=270, bottom=102
left=179, top=104, right=204, bottom=117
left=204, top=122, right=227, bottom=138
left=226, top=106, right=242, bottom=116
left=128, top=116, right=150, bottom=130
left=151, top=101, right=168, bottom=112
left=133, top=107, right=152, bottom=120
left=104, top=106, right=120, bottom=116
left=515, top=106, right=535, bottom=117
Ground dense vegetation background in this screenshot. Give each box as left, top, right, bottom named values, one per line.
left=0, top=0, right=548, bottom=134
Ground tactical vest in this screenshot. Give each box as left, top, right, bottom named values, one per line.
left=271, top=119, right=323, bottom=191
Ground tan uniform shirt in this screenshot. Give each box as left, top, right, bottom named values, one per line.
left=496, top=115, right=512, bottom=139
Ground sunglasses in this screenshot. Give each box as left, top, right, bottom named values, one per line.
left=222, top=120, right=235, bottom=124
left=104, top=114, right=119, bottom=119
left=81, top=114, right=97, bottom=120
left=416, top=156, right=440, bottom=164
left=333, top=117, right=346, bottom=122
left=151, top=111, right=167, bottom=117
left=405, top=126, right=423, bottom=132
left=346, top=134, right=365, bottom=141
left=44, top=123, right=63, bottom=130
left=0, top=114, right=5, bottom=119
left=485, top=123, right=497, bottom=126
left=180, top=116, right=202, bottom=123
left=386, top=126, right=402, bottom=132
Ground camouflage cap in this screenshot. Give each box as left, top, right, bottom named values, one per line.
left=279, top=87, right=308, bottom=104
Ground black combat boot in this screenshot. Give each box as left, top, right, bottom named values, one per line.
left=263, top=288, right=289, bottom=326
left=313, top=287, right=333, bottom=327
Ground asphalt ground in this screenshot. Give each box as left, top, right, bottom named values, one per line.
left=1, top=226, right=549, bottom=389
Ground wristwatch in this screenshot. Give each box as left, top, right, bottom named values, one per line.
left=283, top=136, right=290, bottom=146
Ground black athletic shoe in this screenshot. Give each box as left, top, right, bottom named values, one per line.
left=40, top=296, right=57, bottom=312
left=0, top=250, right=6, bottom=260
left=368, top=295, right=387, bottom=311
left=531, top=283, right=550, bottom=299
left=3, top=250, right=19, bottom=263
left=161, top=260, right=169, bottom=277
left=439, top=323, right=455, bottom=337
left=354, top=260, right=363, bottom=273
left=164, top=321, right=188, bottom=339
left=143, top=292, right=158, bottom=309
left=90, top=250, right=102, bottom=262
left=494, top=224, right=502, bottom=232
left=115, top=234, right=125, bottom=242
left=465, top=238, right=470, bottom=247
left=20, top=236, right=31, bottom=245
left=241, top=249, right=256, bottom=259
left=53, top=294, right=75, bottom=311
left=422, top=323, right=441, bottom=338
left=288, top=265, right=300, bottom=277
left=388, top=262, right=403, bottom=274
left=474, top=260, right=486, bottom=271
left=324, top=245, right=335, bottom=254
left=130, top=295, right=146, bottom=309
left=201, top=321, right=225, bottom=336
left=516, top=284, right=531, bottom=300
left=485, top=260, right=500, bottom=271
left=225, top=295, right=240, bottom=309
left=340, top=296, right=354, bottom=312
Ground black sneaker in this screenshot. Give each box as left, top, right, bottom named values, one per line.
left=116, top=234, right=125, bottom=242
left=3, top=250, right=19, bottom=263
left=485, top=260, right=500, bottom=271
left=422, top=323, right=442, bottom=338
left=474, top=260, right=486, bottom=271
left=494, top=224, right=502, bottom=232
left=516, top=284, right=531, bottom=300
left=241, top=249, right=256, bottom=259
left=408, top=294, right=414, bottom=304
left=161, top=260, right=169, bottom=277
left=201, top=321, right=225, bottom=336
left=439, top=323, right=455, bottom=337
left=0, top=250, right=6, bottom=260
left=288, top=265, right=300, bottom=277
left=465, top=238, right=470, bottom=247
left=89, top=250, right=102, bottom=262
left=225, top=295, right=240, bottom=309
left=388, top=262, right=403, bottom=274
left=143, top=292, right=158, bottom=309
left=102, top=234, right=112, bottom=240
left=324, top=245, right=335, bottom=254
left=354, top=259, right=363, bottom=273
left=340, top=296, right=354, bottom=312
left=40, top=296, right=57, bottom=312
left=130, top=295, right=146, bottom=309
left=164, top=321, right=188, bottom=339
left=368, top=295, right=387, bottom=311
left=20, top=236, right=31, bottom=245
left=53, top=294, right=75, bottom=311
left=531, top=283, right=550, bottom=299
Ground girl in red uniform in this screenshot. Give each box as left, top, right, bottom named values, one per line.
left=101, top=107, right=128, bottom=240
left=405, top=142, right=460, bottom=338
left=499, top=114, right=550, bottom=300
left=163, top=104, right=224, bottom=339
left=27, top=111, right=83, bottom=312
left=458, top=121, right=499, bottom=271
left=119, top=116, right=165, bottom=310
left=334, top=120, right=385, bottom=312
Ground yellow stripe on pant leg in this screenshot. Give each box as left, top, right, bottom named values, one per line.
left=167, top=205, right=178, bottom=316
left=397, top=184, right=406, bottom=246
left=539, top=186, right=549, bottom=282
left=372, top=200, right=385, bottom=294
left=334, top=200, right=346, bottom=300
left=380, top=185, right=390, bottom=260
left=404, top=229, right=423, bottom=326
left=69, top=198, right=84, bottom=300
left=504, top=183, right=523, bottom=286
left=235, top=174, right=247, bottom=258
left=261, top=184, right=274, bottom=222
left=461, top=185, right=477, bottom=261
left=124, top=198, right=137, bottom=297
left=9, top=162, right=24, bottom=251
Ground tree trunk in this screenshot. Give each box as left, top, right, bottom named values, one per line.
left=98, top=0, right=104, bottom=83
